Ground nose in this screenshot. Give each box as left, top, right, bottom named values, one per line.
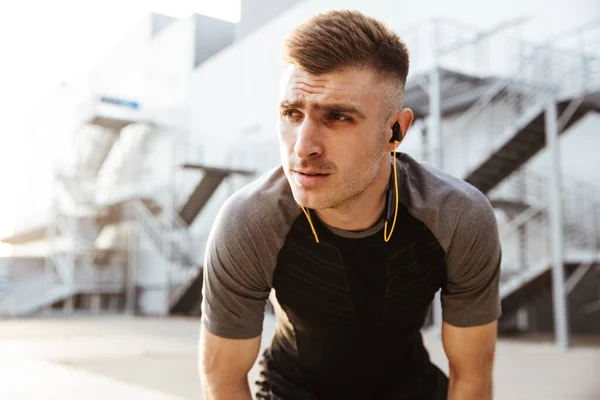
left=294, top=117, right=323, bottom=159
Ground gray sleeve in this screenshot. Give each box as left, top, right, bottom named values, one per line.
left=441, top=193, right=502, bottom=327
left=200, top=193, right=271, bottom=340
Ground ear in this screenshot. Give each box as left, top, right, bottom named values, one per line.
left=397, top=108, right=414, bottom=137
left=386, top=108, right=414, bottom=151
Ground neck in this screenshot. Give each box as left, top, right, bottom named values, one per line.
left=315, top=157, right=392, bottom=232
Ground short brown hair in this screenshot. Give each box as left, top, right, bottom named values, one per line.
left=284, top=10, right=409, bottom=91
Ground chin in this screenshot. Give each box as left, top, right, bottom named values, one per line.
left=284, top=170, right=334, bottom=209
left=289, top=187, right=330, bottom=210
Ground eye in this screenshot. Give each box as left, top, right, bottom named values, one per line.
left=328, top=112, right=353, bottom=122
left=282, top=109, right=302, bottom=119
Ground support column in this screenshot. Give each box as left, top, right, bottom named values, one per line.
left=429, top=67, right=443, bottom=170
left=429, top=66, right=443, bottom=334
left=126, top=224, right=138, bottom=315
left=545, top=99, right=569, bottom=349
left=420, top=123, right=429, bottom=163
left=162, top=132, right=177, bottom=317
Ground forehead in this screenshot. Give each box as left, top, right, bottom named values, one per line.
left=279, top=65, right=383, bottom=107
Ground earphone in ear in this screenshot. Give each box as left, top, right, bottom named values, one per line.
left=391, top=121, right=402, bottom=143
left=384, top=121, right=402, bottom=243
left=301, top=120, right=404, bottom=244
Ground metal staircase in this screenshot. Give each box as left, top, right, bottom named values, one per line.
left=404, top=19, right=600, bottom=338
left=178, top=164, right=254, bottom=226
left=169, top=163, right=255, bottom=314
left=445, top=22, right=600, bottom=325
left=0, top=88, right=150, bottom=317
left=128, top=197, right=201, bottom=315
left=0, top=273, right=74, bottom=317
left=441, top=23, right=600, bottom=194
left=73, top=125, right=120, bottom=178
left=490, top=169, right=600, bottom=326
left=402, top=20, right=600, bottom=190
left=130, top=199, right=195, bottom=267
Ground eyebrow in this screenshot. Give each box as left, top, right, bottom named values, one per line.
left=279, top=100, right=367, bottom=120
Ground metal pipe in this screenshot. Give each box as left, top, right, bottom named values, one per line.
left=429, top=22, right=443, bottom=334
left=545, top=99, right=570, bottom=349
left=126, top=218, right=138, bottom=315
left=429, top=67, right=443, bottom=171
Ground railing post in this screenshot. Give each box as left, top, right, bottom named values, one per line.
left=545, top=98, right=570, bottom=349
left=126, top=208, right=138, bottom=315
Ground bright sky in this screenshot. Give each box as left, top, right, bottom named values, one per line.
left=0, top=0, right=240, bottom=254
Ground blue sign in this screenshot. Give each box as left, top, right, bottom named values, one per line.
left=99, top=96, right=140, bottom=110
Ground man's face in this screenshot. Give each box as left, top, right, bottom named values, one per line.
left=278, top=65, right=393, bottom=211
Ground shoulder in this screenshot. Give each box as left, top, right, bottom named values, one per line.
left=206, top=166, right=301, bottom=276
left=396, top=153, right=497, bottom=252
left=201, top=167, right=300, bottom=339
left=214, top=166, right=300, bottom=233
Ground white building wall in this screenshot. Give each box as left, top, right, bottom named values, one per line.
left=86, top=14, right=175, bottom=110
left=94, top=15, right=200, bottom=209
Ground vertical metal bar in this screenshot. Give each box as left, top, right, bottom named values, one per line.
left=162, top=130, right=176, bottom=317
left=126, top=217, right=138, bottom=315
left=545, top=99, right=569, bottom=349
left=595, top=189, right=600, bottom=253
left=518, top=168, right=528, bottom=270
left=583, top=185, right=595, bottom=252
left=420, top=122, right=429, bottom=163
left=45, top=202, right=56, bottom=280
left=69, top=214, right=77, bottom=288
left=429, top=20, right=443, bottom=334
left=429, top=68, right=443, bottom=170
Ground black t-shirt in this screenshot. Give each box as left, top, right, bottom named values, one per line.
left=201, top=153, right=502, bottom=399
left=268, top=204, right=446, bottom=398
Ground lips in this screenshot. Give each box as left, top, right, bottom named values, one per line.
left=295, top=170, right=328, bottom=176
left=292, top=170, right=330, bottom=186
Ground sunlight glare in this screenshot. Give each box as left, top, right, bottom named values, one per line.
left=0, top=243, right=13, bottom=257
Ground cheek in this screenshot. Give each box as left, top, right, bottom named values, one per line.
left=278, top=121, right=295, bottom=147
left=340, top=133, right=383, bottom=174
left=278, top=122, right=295, bottom=162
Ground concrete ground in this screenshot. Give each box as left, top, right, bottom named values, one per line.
left=0, top=314, right=598, bottom=399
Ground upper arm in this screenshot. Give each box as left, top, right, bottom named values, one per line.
left=439, top=190, right=500, bottom=386
left=442, top=321, right=497, bottom=380
left=441, top=191, right=502, bottom=327
left=198, top=194, right=274, bottom=398
left=201, top=194, right=272, bottom=340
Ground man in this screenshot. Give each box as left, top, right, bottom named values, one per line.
left=199, top=9, right=501, bottom=400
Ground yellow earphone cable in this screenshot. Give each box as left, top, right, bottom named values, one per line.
left=301, top=205, right=320, bottom=243
left=383, top=142, right=399, bottom=242
left=301, top=142, right=399, bottom=244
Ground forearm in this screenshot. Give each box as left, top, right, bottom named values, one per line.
left=448, top=377, right=492, bottom=400
left=201, top=375, right=253, bottom=400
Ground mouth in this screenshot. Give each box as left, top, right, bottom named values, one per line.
left=292, top=170, right=330, bottom=186
left=295, top=170, right=329, bottom=177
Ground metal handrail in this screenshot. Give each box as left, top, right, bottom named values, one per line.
left=543, top=18, right=600, bottom=43
left=497, top=167, right=600, bottom=280
left=444, top=79, right=509, bottom=146
left=442, top=29, right=600, bottom=180
left=438, top=17, right=531, bottom=56
left=129, top=197, right=205, bottom=305
left=130, top=198, right=195, bottom=266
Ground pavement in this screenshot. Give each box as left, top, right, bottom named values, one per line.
left=0, top=314, right=598, bottom=399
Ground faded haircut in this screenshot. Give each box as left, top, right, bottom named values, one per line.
left=283, top=9, right=409, bottom=116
